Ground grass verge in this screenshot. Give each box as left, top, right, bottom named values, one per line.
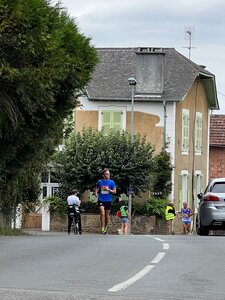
left=0, top=226, right=26, bottom=236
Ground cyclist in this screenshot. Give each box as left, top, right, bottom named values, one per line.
left=67, top=189, right=82, bottom=234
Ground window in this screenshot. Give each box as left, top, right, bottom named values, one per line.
left=41, top=172, right=49, bottom=183
left=42, top=186, right=47, bottom=198
left=182, top=109, right=189, bottom=154
left=50, top=172, right=59, bottom=183
left=51, top=187, right=59, bottom=196
left=211, top=182, right=225, bottom=193
left=195, top=112, right=202, bottom=155
left=99, top=107, right=126, bottom=134
left=178, top=171, right=189, bottom=209
left=194, top=171, right=202, bottom=209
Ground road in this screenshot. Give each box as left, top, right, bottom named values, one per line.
left=0, top=232, right=225, bottom=299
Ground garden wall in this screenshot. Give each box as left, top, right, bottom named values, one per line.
left=50, top=213, right=173, bottom=235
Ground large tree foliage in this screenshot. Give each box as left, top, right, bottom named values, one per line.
left=0, top=0, right=98, bottom=221
left=54, top=127, right=156, bottom=197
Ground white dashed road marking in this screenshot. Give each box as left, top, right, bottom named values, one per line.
left=108, top=265, right=155, bottom=292
left=163, top=243, right=170, bottom=250
left=154, top=237, right=165, bottom=242
left=108, top=236, right=170, bottom=292
left=150, top=252, right=166, bottom=264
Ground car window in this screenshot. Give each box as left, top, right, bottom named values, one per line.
left=211, top=182, right=225, bottom=193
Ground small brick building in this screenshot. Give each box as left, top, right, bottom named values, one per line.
left=209, top=114, right=225, bottom=179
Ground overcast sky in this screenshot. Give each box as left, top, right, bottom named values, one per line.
left=58, top=0, right=225, bottom=114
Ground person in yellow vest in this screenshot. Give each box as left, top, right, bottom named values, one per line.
left=165, top=201, right=176, bottom=234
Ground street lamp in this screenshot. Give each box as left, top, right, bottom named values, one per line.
left=128, top=77, right=137, bottom=234
left=128, top=77, right=137, bottom=143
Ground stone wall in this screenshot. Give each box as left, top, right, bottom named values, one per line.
left=50, top=213, right=171, bottom=235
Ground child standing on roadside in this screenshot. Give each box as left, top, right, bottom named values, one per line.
left=119, top=204, right=129, bottom=235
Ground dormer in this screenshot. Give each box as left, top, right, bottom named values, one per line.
left=135, top=48, right=165, bottom=96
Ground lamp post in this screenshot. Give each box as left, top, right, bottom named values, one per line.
left=128, top=77, right=137, bottom=234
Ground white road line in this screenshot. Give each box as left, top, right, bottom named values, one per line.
left=108, top=237, right=169, bottom=292
left=151, top=252, right=166, bottom=264
left=163, top=243, right=170, bottom=250
left=108, top=265, right=155, bottom=292
left=154, top=237, right=165, bottom=242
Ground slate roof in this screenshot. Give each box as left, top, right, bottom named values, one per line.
left=86, top=47, right=218, bottom=109
left=210, top=114, right=225, bottom=147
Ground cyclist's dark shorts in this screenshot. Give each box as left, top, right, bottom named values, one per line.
left=98, top=201, right=111, bottom=210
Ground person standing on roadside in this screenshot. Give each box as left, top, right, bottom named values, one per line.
left=181, top=201, right=193, bottom=235
left=165, top=201, right=176, bottom=234
left=119, top=204, right=129, bottom=235
left=95, top=168, right=116, bottom=234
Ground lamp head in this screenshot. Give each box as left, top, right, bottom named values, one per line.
left=128, top=77, right=137, bottom=86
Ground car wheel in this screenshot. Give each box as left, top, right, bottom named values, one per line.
left=196, top=216, right=209, bottom=236
left=199, top=222, right=209, bottom=236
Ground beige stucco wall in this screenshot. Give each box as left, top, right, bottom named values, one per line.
left=75, top=110, right=98, bottom=132
left=126, top=111, right=163, bottom=154
left=174, top=79, right=209, bottom=209
left=75, top=110, right=163, bottom=154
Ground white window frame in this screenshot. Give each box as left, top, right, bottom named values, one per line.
left=181, top=109, right=189, bottom=155
left=194, top=170, right=202, bottom=210
left=195, top=112, right=202, bottom=155
left=98, top=106, right=126, bottom=132
left=179, top=170, right=189, bottom=209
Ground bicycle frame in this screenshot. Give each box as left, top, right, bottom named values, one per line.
left=68, top=205, right=81, bottom=235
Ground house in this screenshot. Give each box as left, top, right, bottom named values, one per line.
left=75, top=47, right=218, bottom=211
left=209, top=114, right=225, bottom=179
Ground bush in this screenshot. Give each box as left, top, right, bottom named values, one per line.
left=0, top=227, right=26, bottom=236
left=80, top=201, right=99, bottom=214
left=43, top=196, right=67, bottom=215
left=132, top=199, right=167, bottom=219
left=80, top=199, right=167, bottom=219
left=43, top=196, right=168, bottom=219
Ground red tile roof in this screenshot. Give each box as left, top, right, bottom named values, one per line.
left=210, top=114, right=225, bottom=146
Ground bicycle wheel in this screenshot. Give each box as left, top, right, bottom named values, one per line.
left=72, top=217, right=76, bottom=235
left=75, top=220, right=79, bottom=235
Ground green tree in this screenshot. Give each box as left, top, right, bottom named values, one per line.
left=152, top=151, right=172, bottom=198
left=0, top=0, right=98, bottom=224
left=54, top=127, right=156, bottom=197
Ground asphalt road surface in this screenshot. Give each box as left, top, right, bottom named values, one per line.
left=1, top=231, right=225, bottom=300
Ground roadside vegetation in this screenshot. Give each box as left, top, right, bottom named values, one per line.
left=43, top=196, right=167, bottom=219
left=0, top=227, right=26, bottom=236
left=53, top=127, right=172, bottom=199
left=0, top=1, right=173, bottom=232
left=0, top=0, right=98, bottom=226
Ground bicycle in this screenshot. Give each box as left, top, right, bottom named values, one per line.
left=68, top=205, right=83, bottom=235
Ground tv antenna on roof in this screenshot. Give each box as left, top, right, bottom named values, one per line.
left=183, top=26, right=196, bottom=59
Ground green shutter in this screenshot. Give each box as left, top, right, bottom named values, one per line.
left=193, top=174, right=197, bottom=209
left=187, top=174, right=190, bottom=206
left=178, top=174, right=183, bottom=209
left=101, top=110, right=123, bottom=134
left=112, top=111, right=122, bottom=131
left=195, top=114, right=202, bottom=154
left=182, top=111, right=189, bottom=153
left=101, top=111, right=111, bottom=134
